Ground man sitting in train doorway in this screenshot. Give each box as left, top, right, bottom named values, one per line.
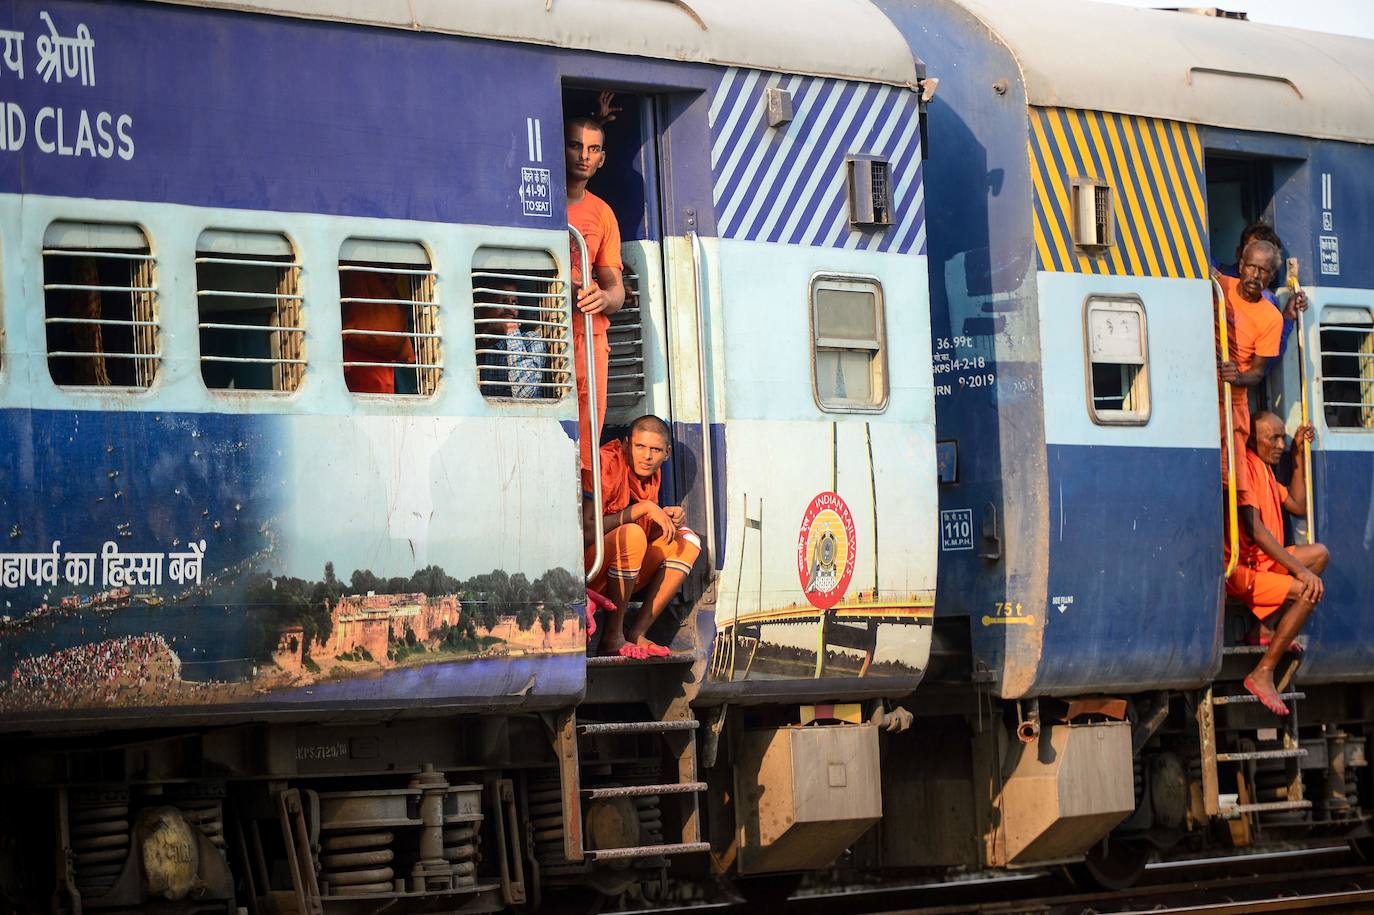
left=584, top=415, right=701, bottom=660
left=566, top=102, right=626, bottom=491
left=1227, top=412, right=1330, bottom=716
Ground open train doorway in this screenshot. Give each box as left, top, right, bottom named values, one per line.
left=561, top=85, right=713, bottom=635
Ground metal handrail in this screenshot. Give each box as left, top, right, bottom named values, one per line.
left=1214, top=278, right=1239, bottom=577
left=572, top=224, right=605, bottom=584
left=1286, top=258, right=1317, bottom=543
left=689, top=229, right=716, bottom=575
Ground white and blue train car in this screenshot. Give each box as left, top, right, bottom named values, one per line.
left=864, top=0, right=1374, bottom=885
left=0, top=0, right=941, bottom=909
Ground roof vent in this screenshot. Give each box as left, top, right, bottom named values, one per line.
left=1165, top=7, right=1249, bottom=20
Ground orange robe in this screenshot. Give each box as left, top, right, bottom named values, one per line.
left=569, top=191, right=622, bottom=477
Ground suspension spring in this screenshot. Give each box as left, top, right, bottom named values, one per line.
left=68, top=793, right=131, bottom=900
left=318, top=830, right=395, bottom=897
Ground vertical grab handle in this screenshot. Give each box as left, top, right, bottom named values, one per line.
left=1214, top=278, right=1240, bottom=578
left=1287, top=257, right=1317, bottom=544
left=571, top=224, right=605, bottom=584
left=689, top=229, right=717, bottom=577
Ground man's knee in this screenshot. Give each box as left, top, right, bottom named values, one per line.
left=1311, top=542, right=1331, bottom=572
left=609, top=522, right=648, bottom=567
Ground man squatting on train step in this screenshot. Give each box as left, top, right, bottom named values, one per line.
left=1227, top=413, right=1329, bottom=715
left=583, top=415, right=702, bottom=660
left=566, top=106, right=625, bottom=491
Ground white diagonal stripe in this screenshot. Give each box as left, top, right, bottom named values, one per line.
left=773, top=81, right=877, bottom=245
left=713, top=71, right=783, bottom=210
left=709, top=66, right=740, bottom=127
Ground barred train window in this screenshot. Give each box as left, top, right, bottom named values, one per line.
left=471, top=247, right=571, bottom=401
left=1084, top=295, right=1150, bottom=425
left=196, top=230, right=303, bottom=392
left=811, top=275, right=888, bottom=412
left=1320, top=306, right=1374, bottom=430
left=43, top=221, right=158, bottom=388
left=339, top=238, right=440, bottom=396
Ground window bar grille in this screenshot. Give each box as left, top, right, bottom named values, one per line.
left=471, top=270, right=572, bottom=400
left=133, top=258, right=158, bottom=387
left=607, top=269, right=646, bottom=408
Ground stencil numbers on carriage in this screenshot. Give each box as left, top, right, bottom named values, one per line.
left=520, top=166, right=552, bottom=217
left=940, top=509, right=974, bottom=551
left=994, top=601, right=1025, bottom=618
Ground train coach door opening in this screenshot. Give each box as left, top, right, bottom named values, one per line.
left=564, top=87, right=715, bottom=614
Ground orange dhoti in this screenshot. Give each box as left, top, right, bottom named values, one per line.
left=587, top=523, right=701, bottom=597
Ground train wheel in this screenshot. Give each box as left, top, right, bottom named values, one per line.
left=1063, top=838, right=1151, bottom=892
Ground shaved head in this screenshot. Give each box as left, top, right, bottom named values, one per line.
left=629, top=414, right=670, bottom=443
left=1254, top=411, right=1284, bottom=434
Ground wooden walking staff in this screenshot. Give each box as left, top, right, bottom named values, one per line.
left=1214, top=278, right=1240, bottom=577
left=1286, top=256, right=1317, bottom=544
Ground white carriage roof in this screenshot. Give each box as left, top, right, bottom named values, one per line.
left=954, top=0, right=1374, bottom=145
left=152, top=0, right=920, bottom=87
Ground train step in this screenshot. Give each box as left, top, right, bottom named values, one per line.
left=1210, top=691, right=1305, bottom=706
left=1221, top=799, right=1312, bottom=817
left=578, top=719, right=699, bottom=736
left=582, top=782, right=706, bottom=800
left=1216, top=748, right=1308, bottom=762
left=585, top=842, right=711, bottom=861
left=586, top=651, right=695, bottom=667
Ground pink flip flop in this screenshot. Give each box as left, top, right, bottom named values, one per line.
left=1243, top=675, right=1290, bottom=716
left=615, top=643, right=650, bottom=660
left=637, top=640, right=672, bottom=658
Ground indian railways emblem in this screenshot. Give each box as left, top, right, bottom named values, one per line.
left=796, top=492, right=857, bottom=610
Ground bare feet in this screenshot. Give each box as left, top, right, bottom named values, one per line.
left=1243, top=672, right=1289, bottom=715
left=633, top=638, right=671, bottom=657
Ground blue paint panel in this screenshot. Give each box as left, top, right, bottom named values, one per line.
left=1035, top=443, right=1222, bottom=694
left=0, top=0, right=720, bottom=236
left=1293, top=448, right=1374, bottom=683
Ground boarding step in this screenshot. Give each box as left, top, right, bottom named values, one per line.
left=586, top=651, right=695, bottom=668
left=578, top=719, right=699, bottom=736
left=1221, top=645, right=1269, bottom=656
left=1221, top=800, right=1312, bottom=817
left=584, top=842, right=710, bottom=862
left=1210, top=691, right=1305, bottom=707
left=1216, top=748, right=1308, bottom=762
left=582, top=782, right=706, bottom=800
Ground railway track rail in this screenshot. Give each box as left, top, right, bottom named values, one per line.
left=627, top=846, right=1374, bottom=915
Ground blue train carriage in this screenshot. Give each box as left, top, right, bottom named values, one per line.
left=0, top=0, right=939, bottom=910
left=868, top=0, right=1374, bottom=886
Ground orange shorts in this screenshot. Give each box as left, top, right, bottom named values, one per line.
left=1226, top=549, right=1298, bottom=620
left=586, top=522, right=700, bottom=597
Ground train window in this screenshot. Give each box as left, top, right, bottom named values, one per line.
left=1072, top=179, right=1114, bottom=251
left=195, top=230, right=303, bottom=393
left=470, top=247, right=572, bottom=401
left=1083, top=295, right=1150, bottom=425
left=43, top=221, right=158, bottom=389
left=339, top=238, right=440, bottom=396
left=1319, top=306, right=1374, bottom=430
left=811, top=275, right=888, bottom=412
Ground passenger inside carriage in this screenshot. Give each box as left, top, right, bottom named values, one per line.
left=584, top=415, right=701, bottom=660
left=475, top=278, right=548, bottom=399
left=341, top=269, right=416, bottom=394
left=1227, top=411, right=1329, bottom=716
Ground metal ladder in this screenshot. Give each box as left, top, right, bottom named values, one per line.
left=1198, top=646, right=1309, bottom=820
left=554, top=653, right=709, bottom=864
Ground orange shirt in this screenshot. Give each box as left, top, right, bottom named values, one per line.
left=569, top=190, right=623, bottom=339
left=1232, top=448, right=1288, bottom=572
left=341, top=272, right=415, bottom=393
left=1218, top=274, right=1283, bottom=376
left=598, top=439, right=662, bottom=537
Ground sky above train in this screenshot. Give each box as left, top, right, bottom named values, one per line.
left=1089, top=0, right=1374, bottom=39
